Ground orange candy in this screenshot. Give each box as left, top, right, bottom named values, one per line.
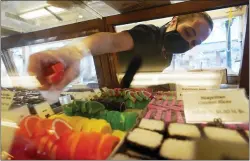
left=18, top=115, right=41, bottom=138
left=13, top=115, right=120, bottom=160
left=96, top=134, right=120, bottom=160
left=52, top=119, right=73, bottom=140
left=74, top=132, right=102, bottom=160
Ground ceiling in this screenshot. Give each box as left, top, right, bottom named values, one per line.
left=1, top=0, right=176, bottom=37
left=1, top=1, right=247, bottom=37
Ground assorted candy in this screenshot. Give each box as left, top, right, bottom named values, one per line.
left=62, top=100, right=138, bottom=131
left=10, top=115, right=120, bottom=160
left=95, top=88, right=153, bottom=109
left=4, top=88, right=249, bottom=160
left=111, top=120, right=249, bottom=160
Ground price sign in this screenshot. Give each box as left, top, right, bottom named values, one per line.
left=176, top=71, right=222, bottom=100
left=1, top=91, right=15, bottom=111
left=176, top=85, right=219, bottom=100
left=102, top=87, right=108, bottom=92
left=2, top=105, right=30, bottom=124
left=183, top=89, right=249, bottom=123
left=93, top=88, right=102, bottom=97
left=34, top=102, right=54, bottom=119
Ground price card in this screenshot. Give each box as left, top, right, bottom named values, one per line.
left=174, top=71, right=222, bottom=100
left=102, top=87, right=108, bottom=92
left=93, top=88, right=102, bottom=97
left=1, top=105, right=30, bottom=124
left=183, top=89, right=249, bottom=123
left=176, top=85, right=219, bottom=100
left=83, top=91, right=94, bottom=100
left=34, top=102, right=55, bottom=119
left=1, top=91, right=15, bottom=111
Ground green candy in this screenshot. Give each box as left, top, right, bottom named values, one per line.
left=96, top=110, right=107, bottom=119
left=132, top=92, right=143, bottom=101
left=134, top=99, right=150, bottom=109
left=74, top=112, right=84, bottom=116
left=120, top=113, right=126, bottom=131
left=123, top=90, right=131, bottom=100
left=123, top=112, right=138, bottom=131
left=125, top=100, right=135, bottom=109
left=80, top=101, right=88, bottom=114
left=86, top=101, right=105, bottom=114
left=63, top=105, right=74, bottom=116
left=110, top=111, right=121, bottom=129
left=117, top=97, right=125, bottom=102
left=106, top=111, right=115, bottom=125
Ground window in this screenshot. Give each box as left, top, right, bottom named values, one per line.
left=165, top=16, right=244, bottom=75
left=1, top=58, right=12, bottom=88
left=114, top=6, right=247, bottom=76
left=7, top=37, right=98, bottom=87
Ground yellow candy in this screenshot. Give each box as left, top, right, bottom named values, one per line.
left=68, top=116, right=83, bottom=128
left=112, top=130, right=126, bottom=140
left=74, top=117, right=89, bottom=132
left=81, top=119, right=92, bottom=132
left=48, top=114, right=60, bottom=120
left=100, top=124, right=112, bottom=134
left=59, top=114, right=72, bottom=123
left=89, top=119, right=112, bottom=134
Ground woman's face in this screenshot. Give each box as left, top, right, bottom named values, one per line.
left=168, top=16, right=212, bottom=49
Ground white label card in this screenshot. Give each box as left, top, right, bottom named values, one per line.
left=2, top=105, right=30, bottom=124
left=1, top=91, right=15, bottom=111
left=94, top=88, right=101, bottom=94
left=34, top=102, right=55, bottom=119
left=62, top=92, right=94, bottom=100
left=183, top=89, right=249, bottom=123
left=93, top=89, right=102, bottom=97
left=176, top=85, right=220, bottom=100
left=102, top=87, right=108, bottom=92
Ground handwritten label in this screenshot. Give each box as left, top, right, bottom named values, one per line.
left=183, top=89, right=249, bottom=123
left=34, top=102, right=54, bottom=119
left=176, top=85, right=220, bottom=100
left=1, top=91, right=15, bottom=111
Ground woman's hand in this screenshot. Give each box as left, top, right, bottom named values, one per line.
left=27, top=46, right=83, bottom=90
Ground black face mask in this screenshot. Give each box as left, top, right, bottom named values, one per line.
left=163, top=19, right=190, bottom=53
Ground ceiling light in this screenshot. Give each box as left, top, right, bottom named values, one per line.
left=19, top=6, right=65, bottom=20
left=19, top=9, right=50, bottom=19
left=170, top=0, right=186, bottom=4
left=47, top=6, right=65, bottom=13
left=78, top=15, right=83, bottom=18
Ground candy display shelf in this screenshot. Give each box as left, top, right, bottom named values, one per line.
left=1, top=87, right=249, bottom=160
left=1, top=88, right=152, bottom=160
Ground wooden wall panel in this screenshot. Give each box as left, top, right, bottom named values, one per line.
left=1, top=19, right=103, bottom=50
left=93, top=18, right=120, bottom=88
left=106, top=0, right=249, bottom=25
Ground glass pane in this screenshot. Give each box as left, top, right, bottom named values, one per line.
left=114, top=6, right=247, bottom=77
left=7, top=37, right=98, bottom=88
left=1, top=58, right=13, bottom=88
left=165, top=15, right=243, bottom=75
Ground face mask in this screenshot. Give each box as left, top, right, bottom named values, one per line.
left=163, top=19, right=190, bottom=53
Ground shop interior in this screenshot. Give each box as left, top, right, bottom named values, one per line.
left=1, top=0, right=249, bottom=160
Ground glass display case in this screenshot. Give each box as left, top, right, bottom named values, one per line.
left=1, top=0, right=249, bottom=160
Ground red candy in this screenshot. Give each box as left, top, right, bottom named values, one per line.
left=9, top=116, right=120, bottom=160
left=44, top=62, right=65, bottom=84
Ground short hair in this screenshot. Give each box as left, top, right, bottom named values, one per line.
left=178, top=12, right=214, bottom=31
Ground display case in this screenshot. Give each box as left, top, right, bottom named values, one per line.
left=1, top=0, right=249, bottom=160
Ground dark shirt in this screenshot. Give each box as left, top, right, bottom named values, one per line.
left=117, top=24, right=173, bottom=73
left=127, top=24, right=166, bottom=57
